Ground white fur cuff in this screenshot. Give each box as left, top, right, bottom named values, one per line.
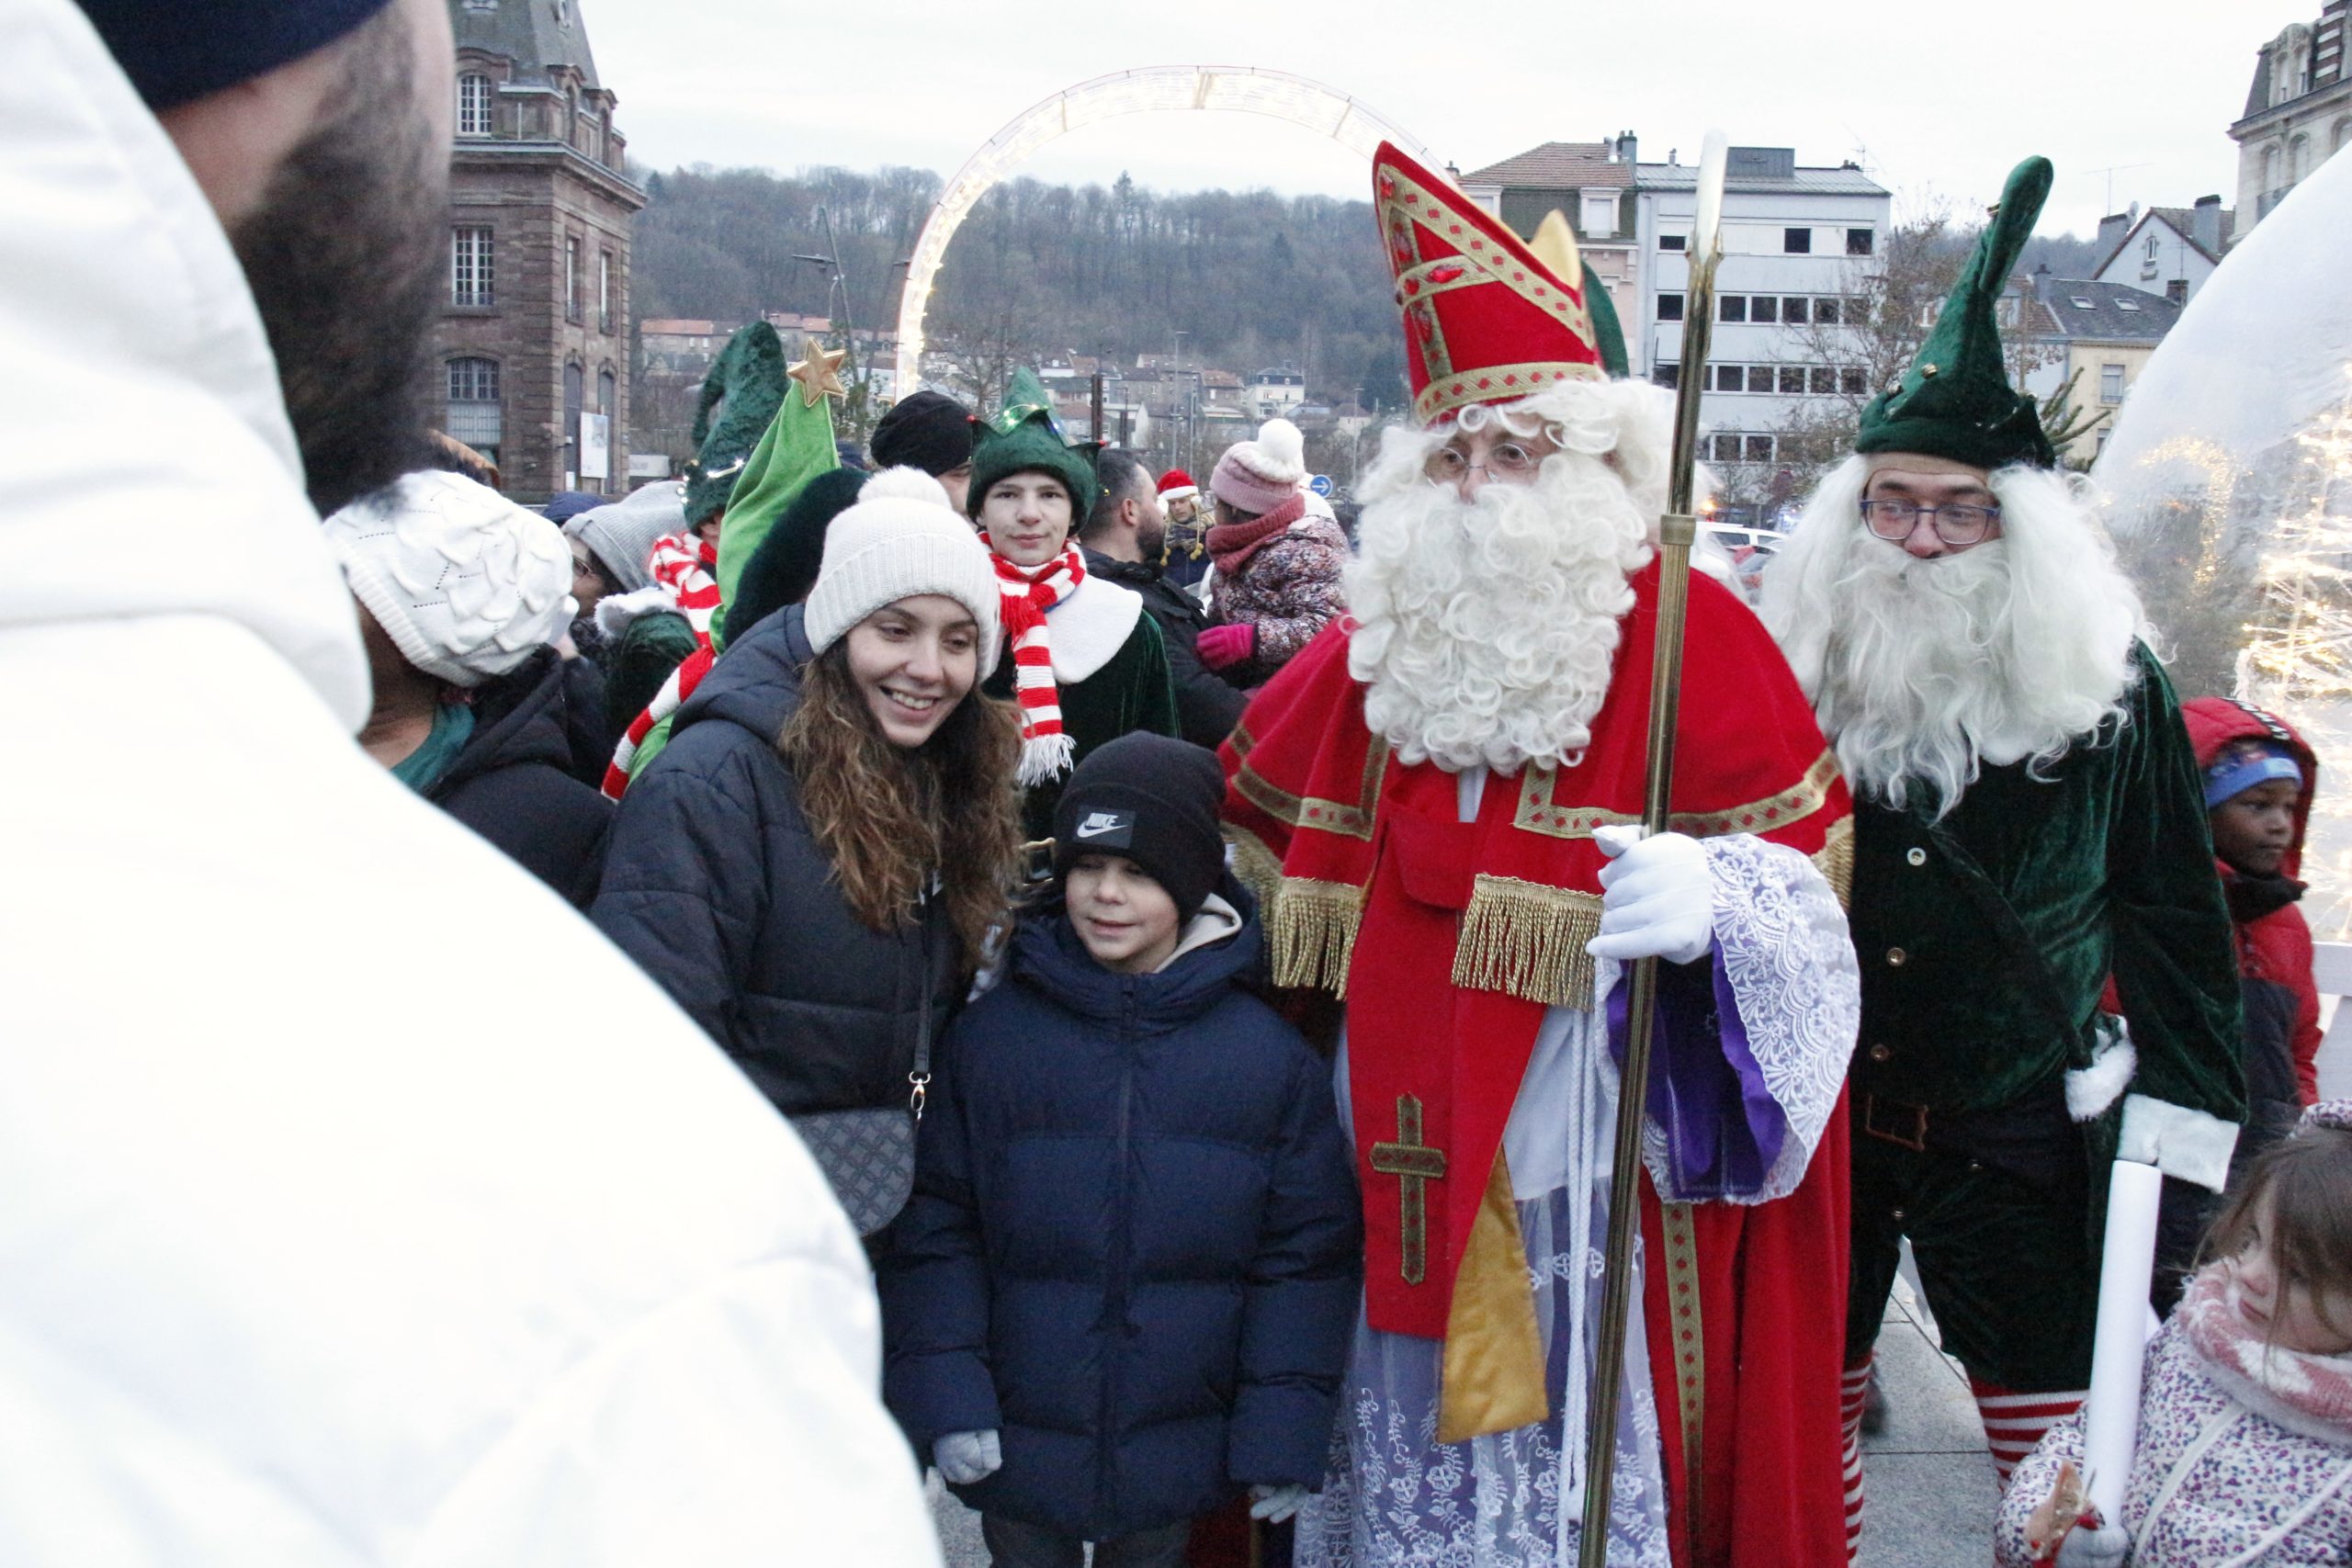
left=2065, top=1030, right=2138, bottom=1122
left=2116, top=1093, right=2240, bottom=1193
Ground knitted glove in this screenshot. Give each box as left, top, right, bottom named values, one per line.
left=933, top=1429, right=1002, bottom=1485
left=1249, top=1483, right=1311, bottom=1523
left=1196, top=622, right=1256, bottom=671
left=2055, top=1520, right=2129, bottom=1567
left=1588, top=826, right=1714, bottom=965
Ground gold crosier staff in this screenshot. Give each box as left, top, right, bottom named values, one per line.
left=1577, top=129, right=1729, bottom=1568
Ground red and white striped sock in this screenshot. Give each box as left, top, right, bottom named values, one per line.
left=1839, top=1356, right=1872, bottom=1562
left=1970, top=1379, right=2086, bottom=1490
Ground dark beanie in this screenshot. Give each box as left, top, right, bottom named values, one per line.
left=1053, top=733, right=1227, bottom=922
left=870, top=391, right=976, bottom=478
left=74, top=0, right=397, bottom=111
left=729, top=468, right=869, bottom=641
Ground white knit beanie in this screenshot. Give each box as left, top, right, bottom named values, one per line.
left=801, top=467, right=1003, bottom=678
left=323, top=469, right=575, bottom=688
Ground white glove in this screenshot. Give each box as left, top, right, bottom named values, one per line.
left=1249, top=1483, right=1311, bottom=1523
left=2056, top=1520, right=2130, bottom=1568
left=933, top=1428, right=1003, bottom=1484
left=1587, top=826, right=1714, bottom=966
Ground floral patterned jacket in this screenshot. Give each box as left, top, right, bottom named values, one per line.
left=1207, top=515, right=1349, bottom=688
left=1996, top=1269, right=2352, bottom=1567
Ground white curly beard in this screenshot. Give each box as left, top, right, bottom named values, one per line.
left=1345, top=390, right=1667, bottom=774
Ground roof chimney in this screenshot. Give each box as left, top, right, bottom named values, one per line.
left=2191, top=194, right=2223, bottom=254
left=1615, top=130, right=1639, bottom=167
left=2096, top=210, right=2133, bottom=257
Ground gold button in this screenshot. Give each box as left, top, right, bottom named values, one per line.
left=1906, top=847, right=1928, bottom=867
left=1922, top=363, right=1939, bottom=377
left=1868, top=1043, right=1893, bottom=1063
left=1886, top=947, right=1907, bottom=966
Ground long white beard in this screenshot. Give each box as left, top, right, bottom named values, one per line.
left=1347, top=449, right=1655, bottom=774
left=1760, top=455, right=2144, bottom=817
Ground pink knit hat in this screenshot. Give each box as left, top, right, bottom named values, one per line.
left=1209, top=418, right=1307, bottom=516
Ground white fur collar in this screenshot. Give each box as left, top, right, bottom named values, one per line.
left=594, top=582, right=678, bottom=640
left=1045, top=573, right=1144, bottom=682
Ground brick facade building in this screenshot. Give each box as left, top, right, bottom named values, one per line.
left=437, top=0, right=645, bottom=505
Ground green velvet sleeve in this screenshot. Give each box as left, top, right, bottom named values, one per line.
left=1124, top=613, right=1181, bottom=742
left=2102, top=646, right=2246, bottom=1125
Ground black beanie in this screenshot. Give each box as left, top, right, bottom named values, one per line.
left=1053, top=733, right=1228, bottom=922
left=729, top=468, right=870, bottom=641
left=74, top=0, right=397, bottom=111
left=870, top=391, right=977, bottom=477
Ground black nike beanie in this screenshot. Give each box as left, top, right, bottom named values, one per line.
left=1052, top=732, right=1227, bottom=921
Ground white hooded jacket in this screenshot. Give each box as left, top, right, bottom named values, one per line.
left=0, top=4, right=942, bottom=1563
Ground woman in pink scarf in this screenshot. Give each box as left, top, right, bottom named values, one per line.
left=1200, top=418, right=1349, bottom=689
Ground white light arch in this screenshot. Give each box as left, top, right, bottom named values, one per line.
left=893, top=66, right=1432, bottom=393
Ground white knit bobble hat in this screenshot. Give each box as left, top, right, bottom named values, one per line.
left=801, top=467, right=1003, bottom=679
left=323, top=469, right=575, bottom=688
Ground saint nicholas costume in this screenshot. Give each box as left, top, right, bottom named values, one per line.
left=1227, top=142, right=1860, bottom=1568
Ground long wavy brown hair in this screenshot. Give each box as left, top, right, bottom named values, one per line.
left=778, top=642, right=1023, bottom=967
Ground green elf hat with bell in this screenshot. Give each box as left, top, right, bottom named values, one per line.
left=1855, top=155, right=2057, bottom=471
left=967, top=367, right=1100, bottom=520
left=684, top=322, right=789, bottom=527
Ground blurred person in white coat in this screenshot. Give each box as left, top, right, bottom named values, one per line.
left=0, top=1, right=942, bottom=1562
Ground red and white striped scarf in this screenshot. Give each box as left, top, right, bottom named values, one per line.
left=989, top=542, right=1085, bottom=785
left=600, top=645, right=715, bottom=799
left=647, top=532, right=721, bottom=648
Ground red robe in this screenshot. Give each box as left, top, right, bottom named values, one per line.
left=1222, top=563, right=1853, bottom=1567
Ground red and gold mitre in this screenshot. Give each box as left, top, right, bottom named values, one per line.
left=1374, top=140, right=1604, bottom=426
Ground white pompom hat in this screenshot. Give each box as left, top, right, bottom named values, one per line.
left=801, top=466, right=1003, bottom=678
left=322, top=469, right=574, bottom=688
left=1210, top=416, right=1308, bottom=514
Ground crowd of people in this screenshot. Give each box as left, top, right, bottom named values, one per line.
left=8, top=2, right=2351, bottom=1566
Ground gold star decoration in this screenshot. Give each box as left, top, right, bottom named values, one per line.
left=787, top=341, right=848, bottom=408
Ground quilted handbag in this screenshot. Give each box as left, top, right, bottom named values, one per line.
left=788, top=931, right=941, bottom=1236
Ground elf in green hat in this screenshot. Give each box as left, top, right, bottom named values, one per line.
left=1759, top=157, right=2245, bottom=1543
left=970, top=368, right=1177, bottom=842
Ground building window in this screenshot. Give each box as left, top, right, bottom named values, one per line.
left=1719, top=295, right=1747, bottom=323
left=2290, top=134, right=2310, bottom=184
left=2117, top=297, right=2142, bottom=312
left=1713, top=365, right=1746, bottom=392
left=1659, top=232, right=1687, bottom=252
left=1709, top=433, right=1741, bottom=463
left=2167, top=279, right=2188, bottom=304
left=2144, top=233, right=2159, bottom=261
left=1658, top=292, right=1685, bottom=322
left=1580, top=190, right=1618, bottom=239
left=1745, top=435, right=1774, bottom=463
left=1839, top=367, right=1866, bottom=396
left=1778, top=367, right=1806, bottom=394
left=1847, top=228, right=1874, bottom=256
left=458, top=73, right=492, bottom=137
left=599, top=249, right=614, bottom=333
left=565, top=235, right=582, bottom=323
left=450, top=226, right=493, bottom=307
left=1809, top=367, right=1835, bottom=395
left=1815, top=298, right=1841, bottom=325
left=563, top=362, right=584, bottom=482
left=1653, top=365, right=1680, bottom=390
left=1751, top=296, right=1779, bottom=323
left=2099, top=364, right=2125, bottom=404
left=2336, top=118, right=2352, bottom=154
left=445, top=356, right=501, bottom=461
left=1783, top=227, right=1812, bottom=254
left=1783, top=297, right=1809, bottom=324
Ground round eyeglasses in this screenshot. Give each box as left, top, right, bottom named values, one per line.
left=1860, top=496, right=2000, bottom=547
left=1423, top=440, right=1548, bottom=486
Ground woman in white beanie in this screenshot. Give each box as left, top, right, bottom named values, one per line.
left=323, top=469, right=615, bottom=908
left=592, top=468, right=1023, bottom=1237
left=1199, top=417, right=1350, bottom=689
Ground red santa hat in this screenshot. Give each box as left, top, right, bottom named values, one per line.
left=1157, top=468, right=1200, bottom=505
left=1372, top=140, right=1605, bottom=425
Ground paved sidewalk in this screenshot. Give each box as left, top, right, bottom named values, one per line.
left=931, top=1259, right=2000, bottom=1565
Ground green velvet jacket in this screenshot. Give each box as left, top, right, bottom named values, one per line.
left=986, top=611, right=1180, bottom=841
left=1849, top=645, right=2245, bottom=1123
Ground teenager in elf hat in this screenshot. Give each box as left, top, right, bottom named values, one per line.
left=1201, top=416, right=1349, bottom=689
left=593, top=468, right=1023, bottom=1231
left=968, top=367, right=1178, bottom=843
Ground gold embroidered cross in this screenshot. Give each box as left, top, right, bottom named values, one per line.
left=1369, top=1094, right=1447, bottom=1285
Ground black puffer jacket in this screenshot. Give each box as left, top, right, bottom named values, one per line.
left=589, top=605, right=958, bottom=1117
left=1084, top=547, right=1246, bottom=750
left=427, top=647, right=614, bottom=908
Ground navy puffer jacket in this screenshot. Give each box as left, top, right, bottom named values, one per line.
left=880, top=886, right=1361, bottom=1539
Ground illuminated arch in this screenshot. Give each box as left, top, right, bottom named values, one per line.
left=894, top=66, right=1432, bottom=392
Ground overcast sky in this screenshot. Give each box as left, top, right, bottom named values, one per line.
left=585, top=0, right=2308, bottom=238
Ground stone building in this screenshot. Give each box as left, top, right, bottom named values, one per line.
left=2229, top=2, right=2352, bottom=240
left=436, top=0, right=646, bottom=503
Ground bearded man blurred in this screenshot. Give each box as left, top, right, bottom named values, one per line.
left=1225, top=142, right=1860, bottom=1568
left=1759, top=156, right=2244, bottom=1553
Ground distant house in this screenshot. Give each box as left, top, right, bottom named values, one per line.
left=1456, top=136, right=1640, bottom=328
left=2229, top=4, right=2352, bottom=236
left=2027, top=275, right=2184, bottom=465
left=2087, top=201, right=2233, bottom=304
left=1243, top=367, right=1306, bottom=420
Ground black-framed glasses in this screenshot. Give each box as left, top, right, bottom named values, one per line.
left=1859, top=496, right=2000, bottom=546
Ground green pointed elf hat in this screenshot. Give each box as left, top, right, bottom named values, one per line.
left=684, top=322, right=789, bottom=526
left=967, top=367, right=1099, bottom=520
left=708, top=361, right=841, bottom=649
left=1856, top=156, right=2056, bottom=471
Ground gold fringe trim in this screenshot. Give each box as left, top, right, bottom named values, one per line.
left=1814, top=815, right=1855, bottom=911
left=1224, top=827, right=1286, bottom=916
left=1450, top=874, right=1602, bottom=1010
left=1267, top=877, right=1365, bottom=996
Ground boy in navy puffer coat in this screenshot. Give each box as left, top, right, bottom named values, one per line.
left=881, top=733, right=1362, bottom=1568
